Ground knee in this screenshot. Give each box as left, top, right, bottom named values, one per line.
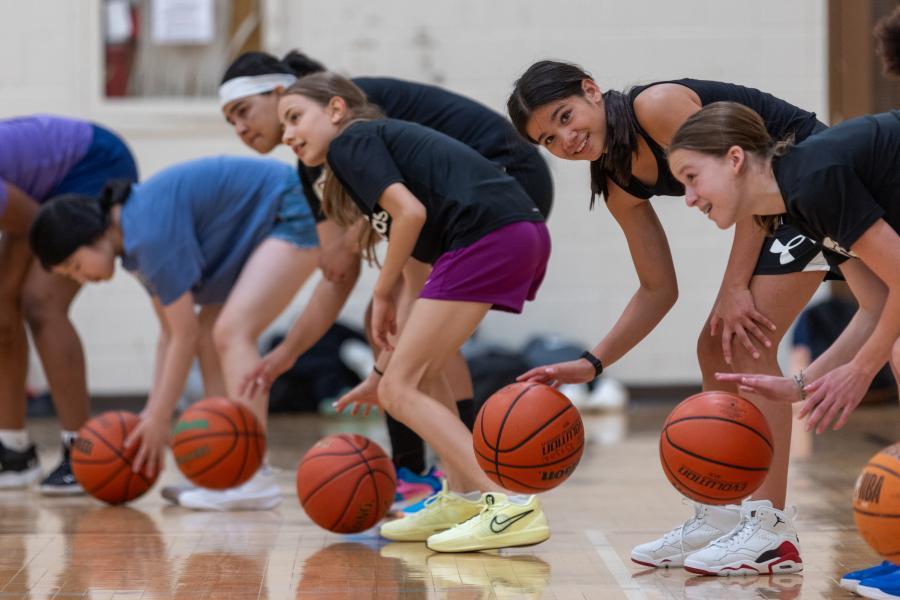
left=21, top=294, right=61, bottom=335
left=378, top=372, right=417, bottom=418
left=211, top=316, right=241, bottom=355
left=696, top=326, right=724, bottom=376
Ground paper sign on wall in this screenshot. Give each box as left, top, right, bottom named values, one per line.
left=151, top=0, right=214, bottom=45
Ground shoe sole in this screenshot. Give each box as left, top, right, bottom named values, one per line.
left=380, top=526, right=450, bottom=542
left=427, top=526, right=550, bottom=553
left=685, top=559, right=803, bottom=577
left=856, top=584, right=900, bottom=600
left=39, top=485, right=85, bottom=496
left=630, top=556, right=683, bottom=568
left=839, top=578, right=859, bottom=592
left=0, top=467, right=42, bottom=488
left=180, top=495, right=282, bottom=512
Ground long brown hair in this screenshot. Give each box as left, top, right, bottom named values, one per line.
left=668, top=101, right=793, bottom=233
left=282, top=72, right=384, bottom=263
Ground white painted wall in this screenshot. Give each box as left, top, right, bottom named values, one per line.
left=5, top=0, right=827, bottom=393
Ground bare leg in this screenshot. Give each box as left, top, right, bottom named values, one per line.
left=379, top=299, right=497, bottom=494
left=0, top=236, right=33, bottom=429
left=196, top=304, right=226, bottom=397
left=697, top=271, right=824, bottom=509
left=213, top=239, right=318, bottom=428
left=21, top=264, right=88, bottom=431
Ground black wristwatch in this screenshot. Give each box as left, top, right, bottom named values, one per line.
left=580, top=351, right=604, bottom=379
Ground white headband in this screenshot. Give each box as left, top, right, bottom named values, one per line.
left=218, top=74, right=298, bottom=107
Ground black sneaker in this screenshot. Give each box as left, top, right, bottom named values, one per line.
left=0, top=440, right=41, bottom=489
left=39, top=443, right=83, bottom=496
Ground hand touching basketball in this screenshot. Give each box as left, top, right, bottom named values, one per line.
left=517, top=358, right=596, bottom=387
left=124, top=409, right=169, bottom=478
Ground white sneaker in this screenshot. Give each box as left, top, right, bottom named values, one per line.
left=178, top=464, right=281, bottom=511
left=631, top=500, right=741, bottom=567
left=684, top=499, right=803, bottom=576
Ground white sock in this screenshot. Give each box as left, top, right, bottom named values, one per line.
left=61, top=430, right=78, bottom=447
left=455, top=490, right=482, bottom=501
left=0, top=429, right=31, bottom=452
left=508, top=494, right=530, bottom=505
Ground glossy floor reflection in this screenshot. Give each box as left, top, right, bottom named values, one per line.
left=0, top=402, right=896, bottom=599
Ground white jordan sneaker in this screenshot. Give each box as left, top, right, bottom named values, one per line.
left=631, top=500, right=742, bottom=568
left=684, top=499, right=803, bottom=576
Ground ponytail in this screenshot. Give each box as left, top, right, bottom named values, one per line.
left=29, top=180, right=132, bottom=270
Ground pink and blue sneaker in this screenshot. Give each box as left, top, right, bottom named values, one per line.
left=392, top=466, right=443, bottom=512
left=857, top=569, right=900, bottom=600
left=841, top=561, right=900, bottom=592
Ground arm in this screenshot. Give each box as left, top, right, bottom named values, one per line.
left=799, top=220, right=900, bottom=430
left=369, top=182, right=426, bottom=351
left=519, top=181, right=678, bottom=385
left=126, top=292, right=200, bottom=475
left=637, top=84, right=776, bottom=361
left=0, top=183, right=38, bottom=235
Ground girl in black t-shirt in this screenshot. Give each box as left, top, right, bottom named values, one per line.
left=669, top=102, right=900, bottom=432
left=277, top=72, right=551, bottom=552
left=507, top=60, right=825, bottom=575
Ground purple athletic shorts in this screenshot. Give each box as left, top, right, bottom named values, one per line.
left=419, top=221, right=551, bottom=313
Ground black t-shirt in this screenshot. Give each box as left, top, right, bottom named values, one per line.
left=774, top=111, right=900, bottom=257
left=326, top=119, right=543, bottom=264
left=610, top=79, right=821, bottom=199
left=300, top=76, right=542, bottom=221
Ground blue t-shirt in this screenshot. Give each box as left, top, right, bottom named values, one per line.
left=120, top=156, right=301, bottom=305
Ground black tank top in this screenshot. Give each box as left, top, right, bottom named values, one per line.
left=608, top=79, right=821, bottom=200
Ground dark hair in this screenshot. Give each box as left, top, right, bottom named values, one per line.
left=221, top=50, right=326, bottom=84
left=508, top=60, right=639, bottom=207
left=29, top=180, right=133, bottom=270
left=875, top=5, right=900, bottom=76
left=283, top=72, right=384, bottom=264
left=669, top=102, right=792, bottom=233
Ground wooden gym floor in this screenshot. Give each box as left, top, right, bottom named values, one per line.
left=0, top=401, right=896, bottom=599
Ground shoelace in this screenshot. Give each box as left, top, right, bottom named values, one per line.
left=660, top=501, right=706, bottom=556
left=715, top=509, right=759, bottom=549
left=457, top=493, right=497, bottom=527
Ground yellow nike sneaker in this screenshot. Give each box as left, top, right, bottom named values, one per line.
left=425, top=492, right=550, bottom=553
left=380, top=481, right=482, bottom=542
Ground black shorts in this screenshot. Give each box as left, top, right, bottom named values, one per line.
left=754, top=222, right=847, bottom=278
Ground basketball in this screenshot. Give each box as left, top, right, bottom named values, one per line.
left=473, top=382, right=584, bottom=493
left=171, top=397, right=266, bottom=489
left=296, top=434, right=396, bottom=533
left=71, top=411, right=159, bottom=505
left=853, top=442, right=900, bottom=562
left=659, top=391, right=773, bottom=505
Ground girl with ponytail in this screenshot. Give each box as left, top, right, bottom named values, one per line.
left=508, top=60, right=831, bottom=575
left=30, top=156, right=320, bottom=511
left=0, top=115, right=137, bottom=496
left=220, top=50, right=554, bottom=500
left=277, top=72, right=552, bottom=552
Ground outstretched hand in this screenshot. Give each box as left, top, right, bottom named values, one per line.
left=333, top=375, right=381, bottom=417
left=516, top=359, right=595, bottom=388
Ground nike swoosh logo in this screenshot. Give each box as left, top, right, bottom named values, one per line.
left=490, top=510, right=533, bottom=534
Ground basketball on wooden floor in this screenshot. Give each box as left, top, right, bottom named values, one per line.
left=853, top=442, right=900, bottom=562
left=659, top=391, right=773, bottom=505
left=71, top=411, right=159, bottom=505
left=171, top=397, right=265, bottom=489
left=296, top=434, right=396, bottom=533
left=473, top=382, right=584, bottom=493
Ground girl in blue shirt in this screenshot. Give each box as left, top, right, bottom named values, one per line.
left=30, top=156, right=319, bottom=508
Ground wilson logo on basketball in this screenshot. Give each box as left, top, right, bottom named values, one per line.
left=541, top=464, right=577, bottom=481
left=676, top=465, right=749, bottom=493
left=73, top=437, right=93, bottom=455
left=541, top=420, right=582, bottom=458
left=172, top=419, right=209, bottom=434
left=176, top=445, right=210, bottom=465
left=855, top=472, right=885, bottom=504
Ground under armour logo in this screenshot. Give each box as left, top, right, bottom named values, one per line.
left=769, top=235, right=808, bottom=265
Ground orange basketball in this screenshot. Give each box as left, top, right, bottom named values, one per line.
left=853, top=442, right=900, bottom=562
left=71, top=411, right=159, bottom=505
left=659, top=391, right=773, bottom=505
left=473, top=382, right=584, bottom=493
left=171, top=397, right=265, bottom=489
left=296, top=434, right=396, bottom=533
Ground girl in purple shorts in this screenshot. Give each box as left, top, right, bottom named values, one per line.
left=277, top=72, right=552, bottom=552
